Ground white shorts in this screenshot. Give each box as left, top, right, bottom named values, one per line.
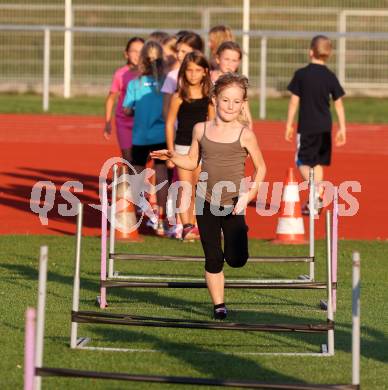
left=175, top=144, right=190, bottom=155
left=175, top=144, right=202, bottom=165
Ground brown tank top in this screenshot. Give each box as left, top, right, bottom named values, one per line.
left=197, top=123, right=248, bottom=205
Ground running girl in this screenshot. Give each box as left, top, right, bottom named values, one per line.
left=151, top=73, right=266, bottom=319
left=165, top=51, right=215, bottom=241
left=210, top=41, right=253, bottom=128
left=122, top=41, right=168, bottom=229
left=103, top=37, right=144, bottom=161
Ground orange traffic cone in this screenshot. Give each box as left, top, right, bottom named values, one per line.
left=115, top=165, right=143, bottom=242
left=272, top=168, right=306, bottom=244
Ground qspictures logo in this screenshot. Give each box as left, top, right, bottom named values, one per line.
left=29, top=157, right=361, bottom=232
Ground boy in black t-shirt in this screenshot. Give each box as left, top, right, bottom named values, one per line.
left=285, top=35, right=346, bottom=214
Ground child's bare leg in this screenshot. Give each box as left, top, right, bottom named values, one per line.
left=121, top=148, right=132, bottom=163
left=177, top=167, right=194, bottom=225
left=154, top=163, right=168, bottom=217
left=205, top=271, right=225, bottom=305
left=299, top=164, right=324, bottom=196
left=190, top=166, right=201, bottom=225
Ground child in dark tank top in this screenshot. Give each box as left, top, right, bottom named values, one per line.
left=152, top=73, right=266, bottom=320
left=165, top=51, right=215, bottom=241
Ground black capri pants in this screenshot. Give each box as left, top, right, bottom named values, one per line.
left=196, top=198, right=249, bottom=274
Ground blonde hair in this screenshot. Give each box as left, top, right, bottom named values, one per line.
left=208, top=25, right=234, bottom=55
left=310, top=35, right=332, bottom=61
left=212, top=72, right=248, bottom=100
left=212, top=73, right=249, bottom=126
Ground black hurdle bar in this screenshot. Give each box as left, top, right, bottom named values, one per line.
left=110, top=253, right=314, bottom=263
left=101, top=280, right=335, bottom=289
left=72, top=311, right=334, bottom=333
left=36, top=367, right=358, bottom=389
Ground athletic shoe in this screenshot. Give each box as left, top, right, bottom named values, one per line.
left=174, top=223, right=183, bottom=240
left=182, top=224, right=200, bottom=242
left=214, top=304, right=228, bottom=320
left=146, top=218, right=158, bottom=230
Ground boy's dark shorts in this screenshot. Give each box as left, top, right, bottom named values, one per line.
left=296, top=133, right=331, bottom=167
left=131, top=143, right=167, bottom=166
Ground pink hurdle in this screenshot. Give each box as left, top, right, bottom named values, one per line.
left=24, top=308, right=36, bottom=390
left=100, top=182, right=108, bottom=308
left=332, top=187, right=338, bottom=312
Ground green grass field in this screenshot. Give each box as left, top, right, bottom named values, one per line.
left=1, top=93, right=387, bottom=123
left=1, top=235, right=387, bottom=389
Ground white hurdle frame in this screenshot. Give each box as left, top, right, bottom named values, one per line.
left=70, top=203, right=89, bottom=348
left=76, top=206, right=334, bottom=356
left=25, top=249, right=361, bottom=388
left=34, top=246, right=48, bottom=390
left=108, top=163, right=118, bottom=279
left=105, top=164, right=317, bottom=284
left=326, top=211, right=335, bottom=355
left=352, top=252, right=361, bottom=387
left=320, top=186, right=339, bottom=313
left=309, top=167, right=315, bottom=280
left=332, top=187, right=339, bottom=312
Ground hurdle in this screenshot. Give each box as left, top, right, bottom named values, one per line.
left=98, top=180, right=338, bottom=311
left=105, top=165, right=318, bottom=284
left=70, top=203, right=336, bottom=356
left=24, top=248, right=361, bottom=389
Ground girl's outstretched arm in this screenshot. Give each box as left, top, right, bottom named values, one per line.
left=151, top=122, right=203, bottom=171
left=234, top=128, right=266, bottom=214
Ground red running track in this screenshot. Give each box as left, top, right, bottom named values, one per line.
left=1, top=114, right=387, bottom=240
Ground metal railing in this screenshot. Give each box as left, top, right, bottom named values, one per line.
left=1, top=24, right=388, bottom=116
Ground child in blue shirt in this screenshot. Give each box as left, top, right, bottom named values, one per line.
left=123, top=40, right=168, bottom=227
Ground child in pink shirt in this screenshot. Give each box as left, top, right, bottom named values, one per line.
left=103, top=37, right=144, bottom=161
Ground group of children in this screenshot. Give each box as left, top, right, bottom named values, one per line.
left=104, top=26, right=252, bottom=242
left=104, top=28, right=346, bottom=319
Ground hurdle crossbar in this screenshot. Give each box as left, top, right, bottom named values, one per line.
left=72, top=310, right=333, bottom=332
left=25, top=249, right=361, bottom=389
left=100, top=280, right=333, bottom=289
left=105, top=164, right=316, bottom=283
left=110, top=253, right=313, bottom=262
left=35, top=367, right=358, bottom=389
